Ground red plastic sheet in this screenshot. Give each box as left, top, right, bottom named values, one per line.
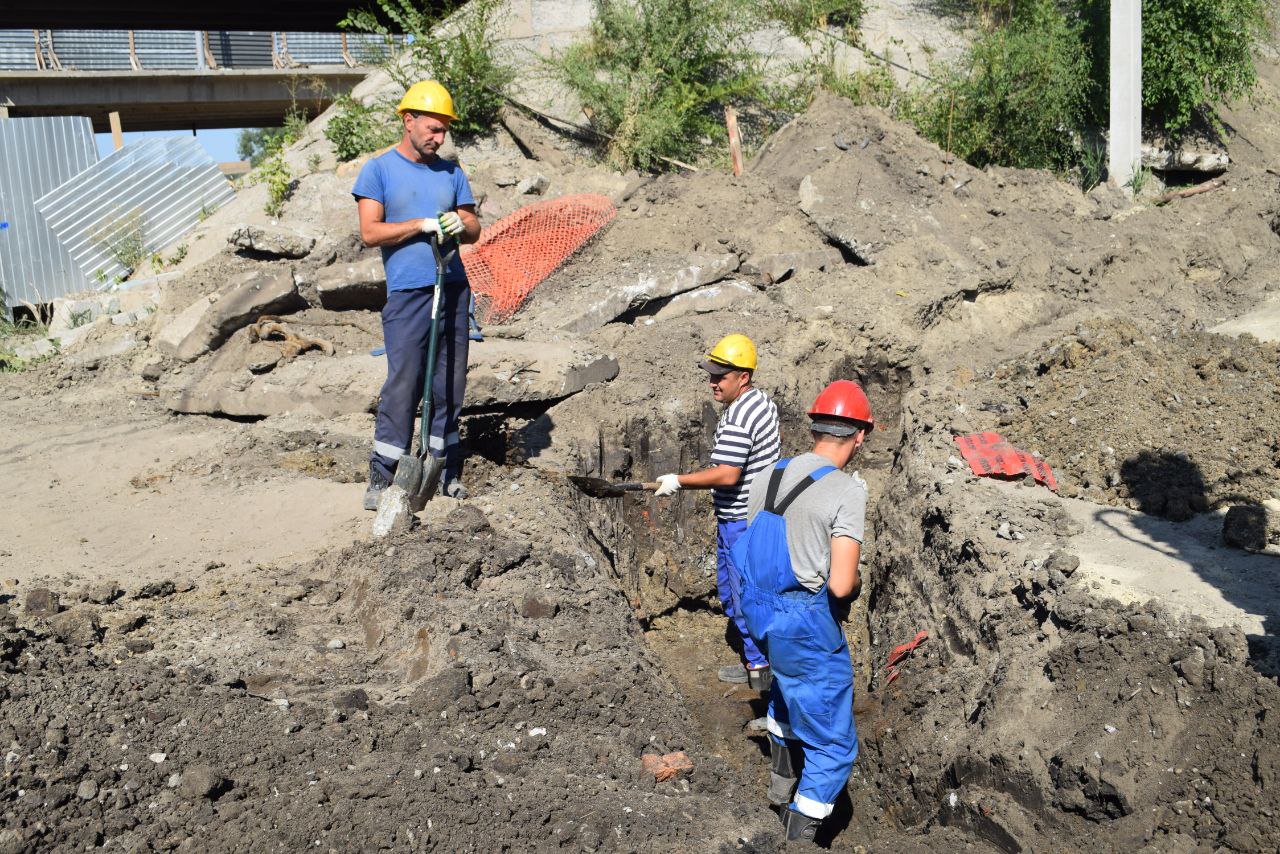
left=953, top=431, right=1058, bottom=491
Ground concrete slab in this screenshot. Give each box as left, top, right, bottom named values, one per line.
left=1211, top=293, right=1280, bottom=343
left=533, top=253, right=740, bottom=334
left=1059, top=494, right=1280, bottom=635
left=165, top=333, right=617, bottom=418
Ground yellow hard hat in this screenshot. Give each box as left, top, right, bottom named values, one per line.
left=702, top=333, right=758, bottom=373
left=397, top=80, right=459, bottom=121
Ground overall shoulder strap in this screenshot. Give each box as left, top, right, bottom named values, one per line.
left=762, top=459, right=792, bottom=513
left=773, top=465, right=838, bottom=515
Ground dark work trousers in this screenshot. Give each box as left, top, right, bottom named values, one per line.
left=370, top=279, right=471, bottom=485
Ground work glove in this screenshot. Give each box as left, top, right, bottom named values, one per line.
left=438, top=211, right=465, bottom=237
left=654, top=474, right=681, bottom=497
left=419, top=217, right=443, bottom=237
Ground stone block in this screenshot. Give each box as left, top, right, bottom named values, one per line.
left=465, top=338, right=619, bottom=408
left=315, top=256, right=387, bottom=310
left=551, top=253, right=740, bottom=334
left=228, top=223, right=316, bottom=258
left=48, top=295, right=120, bottom=336
left=24, top=588, right=60, bottom=617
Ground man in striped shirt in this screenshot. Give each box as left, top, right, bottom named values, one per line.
left=655, top=334, right=781, bottom=689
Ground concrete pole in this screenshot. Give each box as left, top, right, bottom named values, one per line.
left=1109, top=0, right=1142, bottom=186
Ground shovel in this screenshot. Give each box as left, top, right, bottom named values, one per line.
left=568, top=475, right=660, bottom=498
left=373, top=232, right=457, bottom=534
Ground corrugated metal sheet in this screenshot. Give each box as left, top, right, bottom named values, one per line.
left=281, top=31, right=401, bottom=66
left=51, top=30, right=133, bottom=71
left=0, top=116, right=98, bottom=313
left=35, top=136, right=234, bottom=284
left=0, top=30, right=40, bottom=70
left=134, top=30, right=200, bottom=70
left=208, top=31, right=274, bottom=68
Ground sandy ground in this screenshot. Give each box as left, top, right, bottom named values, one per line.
left=0, top=401, right=367, bottom=587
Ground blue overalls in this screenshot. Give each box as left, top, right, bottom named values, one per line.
left=731, top=459, right=858, bottom=820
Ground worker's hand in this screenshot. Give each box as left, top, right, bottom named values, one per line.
left=438, top=211, right=465, bottom=237
left=654, top=474, right=682, bottom=497
left=419, top=217, right=443, bottom=237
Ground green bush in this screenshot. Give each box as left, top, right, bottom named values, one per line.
left=259, top=151, right=293, bottom=219
left=915, top=0, right=1092, bottom=171
left=555, top=0, right=768, bottom=171
left=325, top=94, right=402, bottom=161
left=340, top=0, right=515, bottom=138
left=1081, top=0, right=1272, bottom=136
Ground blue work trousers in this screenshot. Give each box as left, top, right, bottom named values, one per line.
left=717, top=519, right=768, bottom=669
left=371, top=281, right=470, bottom=484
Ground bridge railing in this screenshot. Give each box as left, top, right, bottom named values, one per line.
left=0, top=29, right=402, bottom=72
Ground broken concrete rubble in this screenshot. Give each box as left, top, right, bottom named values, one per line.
left=228, top=224, right=316, bottom=258
left=534, top=253, right=740, bottom=334
left=155, top=268, right=303, bottom=362
left=314, top=256, right=386, bottom=311
left=741, top=248, right=844, bottom=283
left=465, top=338, right=619, bottom=408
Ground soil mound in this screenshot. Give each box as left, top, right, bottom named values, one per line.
left=975, top=319, right=1280, bottom=518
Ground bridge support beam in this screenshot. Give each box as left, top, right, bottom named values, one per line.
left=0, top=67, right=370, bottom=131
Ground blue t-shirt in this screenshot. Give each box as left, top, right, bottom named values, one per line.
left=351, top=148, right=475, bottom=291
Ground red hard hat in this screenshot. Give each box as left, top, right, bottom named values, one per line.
left=808, top=380, right=874, bottom=432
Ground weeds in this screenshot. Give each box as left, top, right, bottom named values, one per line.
left=339, top=0, right=515, bottom=139
left=259, top=150, right=293, bottom=219
left=1077, top=137, right=1106, bottom=192
left=90, top=208, right=148, bottom=276
left=554, top=0, right=766, bottom=171
left=914, top=0, right=1091, bottom=171
left=1125, top=162, right=1151, bottom=197
left=324, top=94, right=401, bottom=161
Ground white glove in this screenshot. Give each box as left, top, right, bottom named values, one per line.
left=419, top=217, right=443, bottom=237
left=438, top=211, right=465, bottom=237
left=654, top=474, right=681, bottom=497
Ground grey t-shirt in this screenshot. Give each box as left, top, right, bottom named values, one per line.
left=744, top=452, right=867, bottom=593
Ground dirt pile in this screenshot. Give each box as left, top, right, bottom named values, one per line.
left=862, top=388, right=1280, bottom=852
left=969, top=319, right=1280, bottom=518
left=0, top=485, right=782, bottom=851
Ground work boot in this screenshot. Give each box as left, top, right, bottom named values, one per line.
left=746, top=665, right=772, bottom=691
left=364, top=469, right=391, bottom=511
left=746, top=716, right=769, bottom=733
left=767, top=738, right=799, bottom=806
left=718, top=664, right=748, bottom=684
left=442, top=479, right=468, bottom=500
left=781, top=808, right=821, bottom=845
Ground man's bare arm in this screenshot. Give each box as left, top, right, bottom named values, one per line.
left=454, top=204, right=481, bottom=244
left=678, top=464, right=743, bottom=489
left=358, top=198, right=424, bottom=248
left=828, top=536, right=863, bottom=599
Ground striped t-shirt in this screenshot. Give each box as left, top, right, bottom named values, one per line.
left=710, top=387, right=781, bottom=521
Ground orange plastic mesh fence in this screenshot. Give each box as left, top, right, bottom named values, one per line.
left=460, top=193, right=617, bottom=324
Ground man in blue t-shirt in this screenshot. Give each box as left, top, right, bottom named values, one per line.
left=351, top=80, right=480, bottom=508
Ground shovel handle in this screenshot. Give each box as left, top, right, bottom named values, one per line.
left=617, top=482, right=660, bottom=491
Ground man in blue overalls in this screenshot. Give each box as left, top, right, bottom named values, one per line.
left=732, top=380, right=874, bottom=844
left=352, top=80, right=481, bottom=508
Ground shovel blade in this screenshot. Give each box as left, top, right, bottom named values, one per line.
left=393, top=454, right=424, bottom=495
left=408, top=455, right=445, bottom=513
left=568, top=476, right=651, bottom=498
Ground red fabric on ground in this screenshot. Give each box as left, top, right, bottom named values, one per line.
left=954, top=431, right=1058, bottom=491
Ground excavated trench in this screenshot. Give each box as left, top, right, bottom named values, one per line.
left=521, top=339, right=1280, bottom=852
